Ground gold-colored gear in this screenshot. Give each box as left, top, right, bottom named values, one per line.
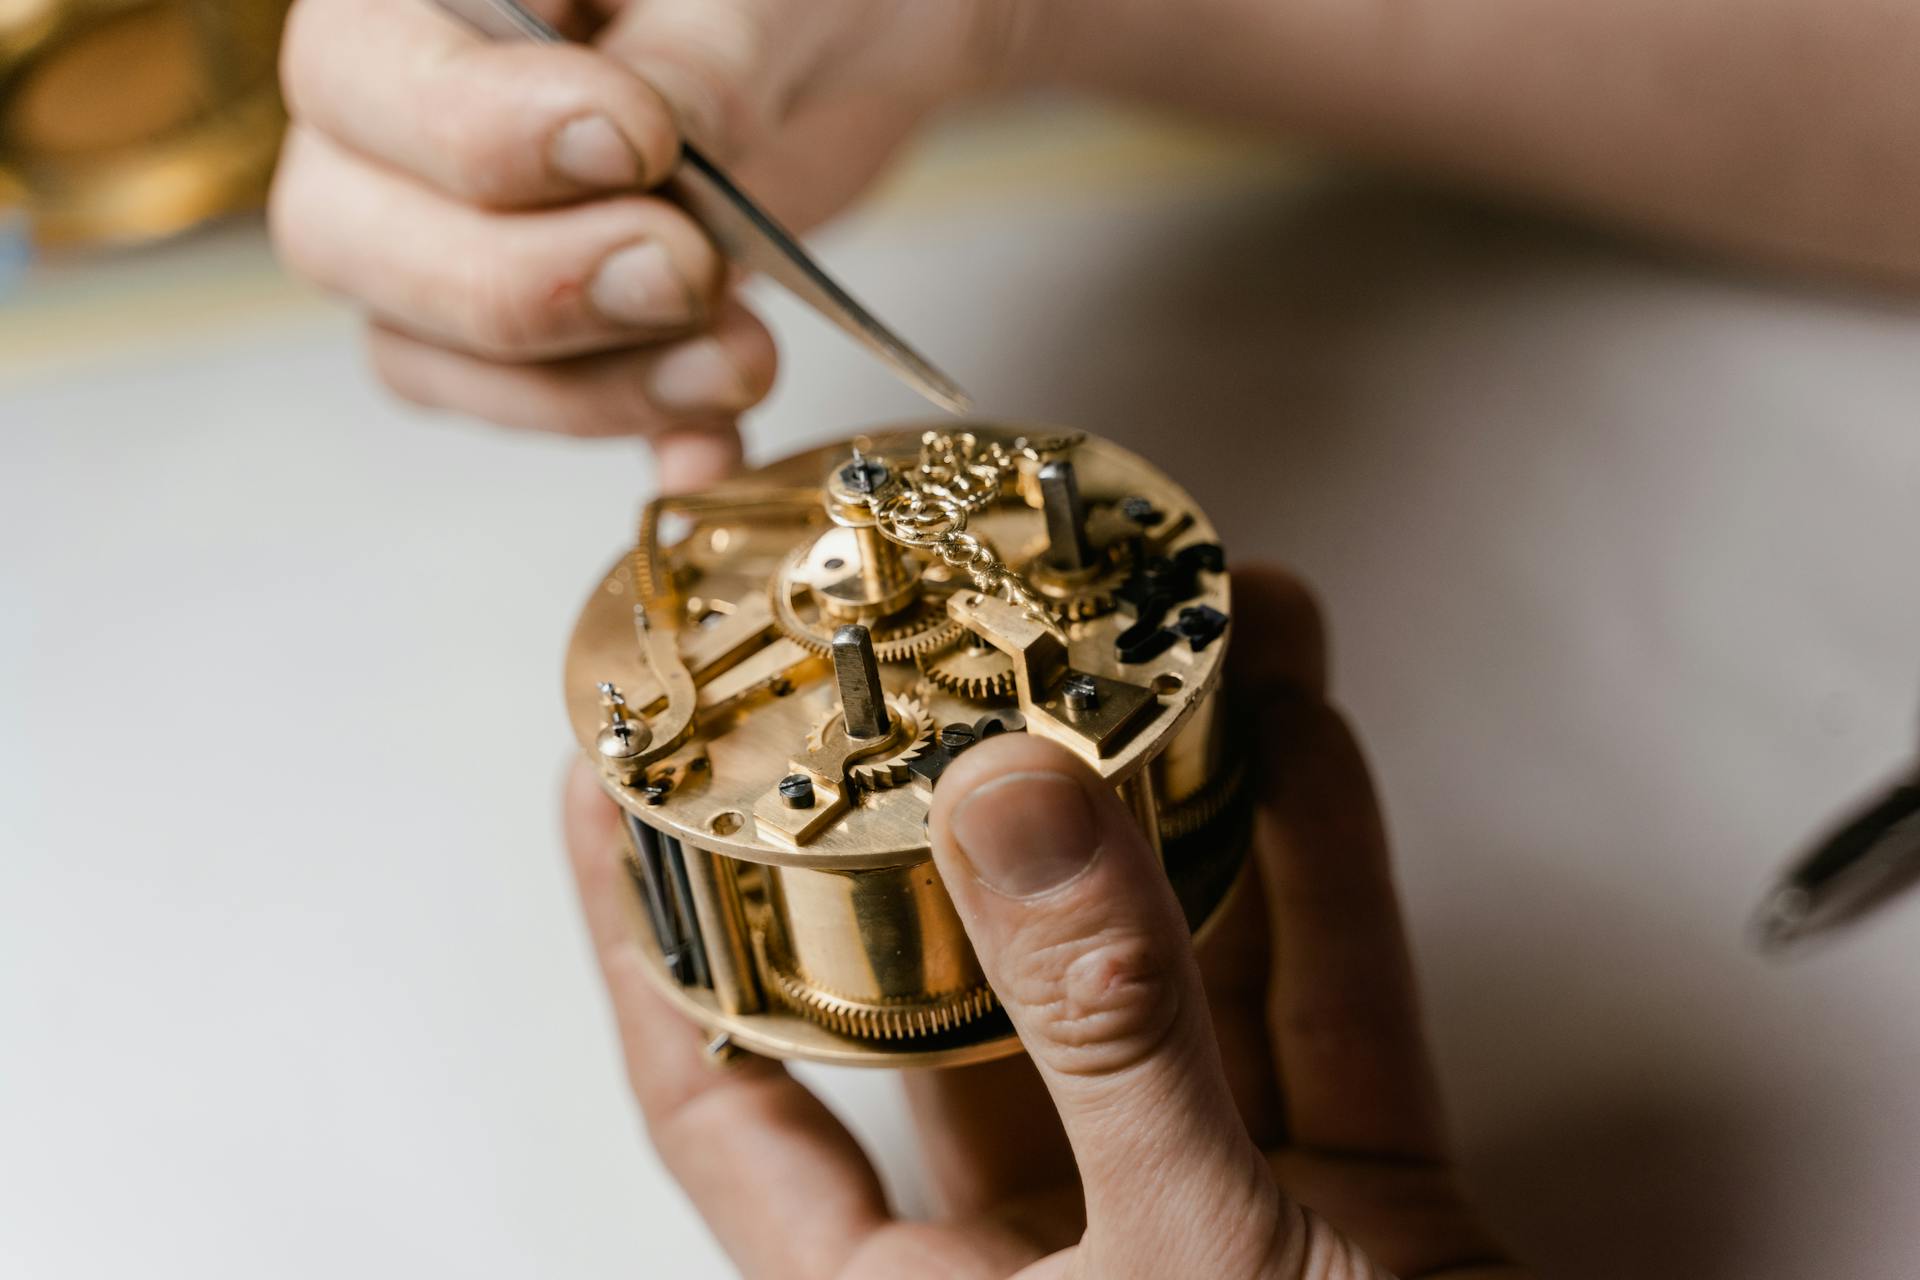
left=1054, top=584, right=1120, bottom=622
left=1021, top=554, right=1128, bottom=623
left=763, top=955, right=999, bottom=1040
left=867, top=606, right=965, bottom=662
left=806, top=694, right=936, bottom=790
left=1158, top=757, right=1249, bottom=842
left=918, top=639, right=1017, bottom=700
left=769, top=564, right=963, bottom=663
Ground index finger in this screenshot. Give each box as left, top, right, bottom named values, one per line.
left=561, top=761, right=892, bottom=1280
left=1252, top=693, right=1448, bottom=1160
left=282, top=0, right=680, bottom=207
left=1221, top=565, right=1446, bottom=1158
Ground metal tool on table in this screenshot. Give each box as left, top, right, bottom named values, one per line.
left=431, top=0, right=972, bottom=416
left=1752, top=759, right=1920, bottom=956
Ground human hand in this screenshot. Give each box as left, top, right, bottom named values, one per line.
left=561, top=565, right=1525, bottom=1278
left=271, top=0, right=1023, bottom=484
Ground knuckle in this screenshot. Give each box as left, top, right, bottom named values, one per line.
left=559, top=370, right=653, bottom=438
left=456, top=251, right=561, bottom=359
left=266, top=148, right=330, bottom=286
left=740, top=327, right=778, bottom=397
left=1005, top=927, right=1182, bottom=1076
left=617, top=197, right=723, bottom=297
left=418, top=105, right=520, bottom=207
left=275, top=0, right=325, bottom=118
left=718, top=317, right=777, bottom=399
left=605, top=361, right=670, bottom=432
left=624, top=100, right=681, bottom=187
left=641, top=1071, right=729, bottom=1163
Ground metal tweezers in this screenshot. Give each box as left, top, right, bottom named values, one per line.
left=431, top=0, right=973, bottom=415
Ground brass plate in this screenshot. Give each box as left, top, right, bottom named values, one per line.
left=563, top=426, right=1233, bottom=870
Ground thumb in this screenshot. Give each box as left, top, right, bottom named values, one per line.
left=929, top=734, right=1295, bottom=1278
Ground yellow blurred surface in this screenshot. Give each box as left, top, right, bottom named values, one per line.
left=0, top=0, right=289, bottom=247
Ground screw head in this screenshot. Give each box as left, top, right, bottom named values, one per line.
left=838, top=455, right=890, bottom=495
left=1121, top=496, right=1159, bottom=525
left=596, top=719, right=650, bottom=759
left=974, top=711, right=1025, bottom=738
left=938, top=724, right=976, bottom=750
left=778, top=773, right=816, bottom=809
left=1062, top=673, right=1100, bottom=712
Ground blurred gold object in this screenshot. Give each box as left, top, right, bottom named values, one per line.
left=566, top=423, right=1247, bottom=1067
left=0, top=0, right=289, bottom=245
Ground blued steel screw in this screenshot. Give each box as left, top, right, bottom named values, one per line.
left=778, top=773, right=815, bottom=809
left=839, top=451, right=890, bottom=495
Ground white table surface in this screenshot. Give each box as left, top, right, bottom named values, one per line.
left=6, top=107, right=1920, bottom=1279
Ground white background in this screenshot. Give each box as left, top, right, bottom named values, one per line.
left=6, top=112, right=1920, bottom=1277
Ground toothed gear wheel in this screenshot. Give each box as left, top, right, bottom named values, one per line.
left=1055, top=585, right=1119, bottom=621
left=919, top=640, right=1017, bottom=700
left=807, top=694, right=936, bottom=790
left=770, top=969, right=999, bottom=1040
left=866, top=607, right=966, bottom=661
left=769, top=556, right=963, bottom=662
left=1021, top=555, right=1127, bottom=622
left=1157, top=756, right=1249, bottom=842
left=758, top=939, right=1000, bottom=1040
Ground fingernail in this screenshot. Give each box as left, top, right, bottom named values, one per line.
left=589, top=241, right=695, bottom=329
left=948, top=770, right=1099, bottom=897
left=646, top=337, right=754, bottom=412
left=548, top=114, right=642, bottom=189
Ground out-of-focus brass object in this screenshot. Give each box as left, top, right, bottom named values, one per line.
left=565, top=424, right=1247, bottom=1067
left=0, top=0, right=290, bottom=245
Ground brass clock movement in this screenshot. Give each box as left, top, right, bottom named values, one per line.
left=564, top=424, right=1245, bottom=1067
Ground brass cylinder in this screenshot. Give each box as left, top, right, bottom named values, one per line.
left=1155, top=686, right=1229, bottom=809
left=762, top=862, right=992, bottom=1039
left=682, top=845, right=763, bottom=1016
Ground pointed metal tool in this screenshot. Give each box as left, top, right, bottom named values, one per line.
left=431, top=0, right=974, bottom=414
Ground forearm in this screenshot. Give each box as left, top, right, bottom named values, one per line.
left=1020, top=0, right=1920, bottom=282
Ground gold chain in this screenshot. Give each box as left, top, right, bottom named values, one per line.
left=869, top=431, right=1080, bottom=639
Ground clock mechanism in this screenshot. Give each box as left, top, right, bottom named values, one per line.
left=564, top=424, right=1245, bottom=1066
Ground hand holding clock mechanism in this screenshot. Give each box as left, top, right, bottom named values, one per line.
left=563, top=425, right=1244, bottom=1066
